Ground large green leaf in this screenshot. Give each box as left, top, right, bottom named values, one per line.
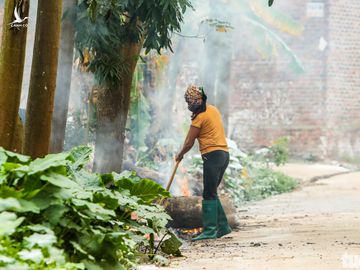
left=43, top=204, right=69, bottom=225
left=28, top=153, right=70, bottom=175
left=0, top=198, right=21, bottom=211
left=160, top=231, right=182, bottom=256
left=114, top=172, right=170, bottom=203
left=24, top=232, right=57, bottom=248
left=0, top=212, right=25, bottom=235
left=68, top=146, right=93, bottom=170
left=40, top=172, right=81, bottom=189
left=18, top=249, right=44, bottom=264
left=0, top=197, right=40, bottom=213
left=0, top=147, right=31, bottom=164
left=71, top=199, right=116, bottom=221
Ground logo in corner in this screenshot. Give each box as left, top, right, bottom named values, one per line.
left=9, top=5, right=28, bottom=29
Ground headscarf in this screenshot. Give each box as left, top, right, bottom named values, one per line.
left=185, top=84, right=207, bottom=120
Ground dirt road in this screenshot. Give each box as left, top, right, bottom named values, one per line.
left=167, top=164, right=360, bottom=270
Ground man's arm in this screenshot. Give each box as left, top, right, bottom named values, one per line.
left=175, top=126, right=200, bottom=162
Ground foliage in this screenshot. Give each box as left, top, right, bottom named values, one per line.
left=0, top=146, right=181, bottom=269
left=240, top=167, right=298, bottom=201
left=74, top=0, right=192, bottom=86
left=188, top=139, right=297, bottom=206
left=225, top=139, right=297, bottom=205
left=269, top=137, right=289, bottom=166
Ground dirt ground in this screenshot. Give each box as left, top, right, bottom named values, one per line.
left=140, top=163, right=360, bottom=270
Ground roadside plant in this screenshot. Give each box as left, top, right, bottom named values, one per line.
left=0, top=146, right=180, bottom=269
left=188, top=139, right=297, bottom=206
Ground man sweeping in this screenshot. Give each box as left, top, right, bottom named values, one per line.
left=175, top=84, right=232, bottom=241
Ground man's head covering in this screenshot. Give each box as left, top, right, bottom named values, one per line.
left=185, top=84, right=204, bottom=105
left=185, top=84, right=207, bottom=120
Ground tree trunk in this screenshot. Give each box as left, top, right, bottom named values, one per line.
left=93, top=42, right=143, bottom=173
left=24, top=0, right=62, bottom=158
left=0, top=0, right=29, bottom=152
left=50, top=0, right=76, bottom=153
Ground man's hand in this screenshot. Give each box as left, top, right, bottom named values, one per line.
left=175, top=154, right=183, bottom=162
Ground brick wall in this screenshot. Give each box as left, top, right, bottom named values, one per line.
left=229, top=0, right=329, bottom=159
left=326, top=0, right=360, bottom=160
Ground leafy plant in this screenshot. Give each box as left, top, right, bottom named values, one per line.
left=188, top=139, right=297, bottom=206
left=74, top=0, right=192, bottom=86
left=0, top=146, right=180, bottom=269
left=269, top=137, right=289, bottom=166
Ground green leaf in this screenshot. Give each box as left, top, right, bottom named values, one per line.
left=160, top=231, right=182, bottom=256
left=24, top=232, right=57, bottom=248
left=71, top=199, right=116, bottom=220
left=0, top=197, right=21, bottom=211
left=0, top=147, right=30, bottom=164
left=40, top=172, right=81, bottom=189
left=47, top=246, right=66, bottom=265
left=0, top=197, right=39, bottom=213
left=0, top=149, right=7, bottom=166
left=68, top=146, right=93, bottom=170
left=18, top=249, right=44, bottom=263
left=0, top=255, right=16, bottom=264
left=43, top=204, right=68, bottom=225
left=0, top=212, right=25, bottom=235
left=115, top=176, right=170, bottom=203
left=17, top=199, right=41, bottom=213
left=0, top=173, right=7, bottom=184
left=73, top=170, right=102, bottom=189
left=28, top=153, right=70, bottom=175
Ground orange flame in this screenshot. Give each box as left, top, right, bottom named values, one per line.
left=180, top=227, right=203, bottom=235
left=178, top=163, right=191, bottom=196
left=180, top=177, right=191, bottom=197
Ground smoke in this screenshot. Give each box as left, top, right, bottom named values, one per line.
left=1, top=0, right=338, bottom=190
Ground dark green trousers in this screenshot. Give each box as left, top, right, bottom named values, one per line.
left=202, top=150, right=230, bottom=200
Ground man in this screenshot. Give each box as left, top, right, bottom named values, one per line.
left=175, top=85, right=232, bottom=241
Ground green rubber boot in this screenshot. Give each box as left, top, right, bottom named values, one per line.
left=192, top=200, right=218, bottom=241
left=216, top=198, right=232, bottom=238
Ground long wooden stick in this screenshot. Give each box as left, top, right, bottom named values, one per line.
left=158, top=161, right=180, bottom=206
left=166, top=160, right=180, bottom=191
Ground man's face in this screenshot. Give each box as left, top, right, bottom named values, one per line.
left=186, top=97, right=202, bottom=112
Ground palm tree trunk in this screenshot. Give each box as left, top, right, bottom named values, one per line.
left=0, top=0, right=29, bottom=152
left=93, top=41, right=143, bottom=173
left=24, top=0, right=62, bottom=158
left=50, top=0, right=76, bottom=153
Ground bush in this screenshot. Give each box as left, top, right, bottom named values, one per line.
left=0, top=146, right=179, bottom=270
left=188, top=139, right=298, bottom=206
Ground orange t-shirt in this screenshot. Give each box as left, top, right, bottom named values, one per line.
left=191, top=104, right=229, bottom=155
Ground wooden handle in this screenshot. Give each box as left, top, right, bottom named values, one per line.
left=165, top=160, right=180, bottom=191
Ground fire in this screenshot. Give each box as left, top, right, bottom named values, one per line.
left=179, top=227, right=203, bottom=235
left=180, top=177, right=191, bottom=197
left=178, top=163, right=191, bottom=197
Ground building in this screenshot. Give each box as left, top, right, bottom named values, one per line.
left=229, top=0, right=360, bottom=161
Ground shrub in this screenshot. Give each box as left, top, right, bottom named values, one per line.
left=0, top=146, right=179, bottom=270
